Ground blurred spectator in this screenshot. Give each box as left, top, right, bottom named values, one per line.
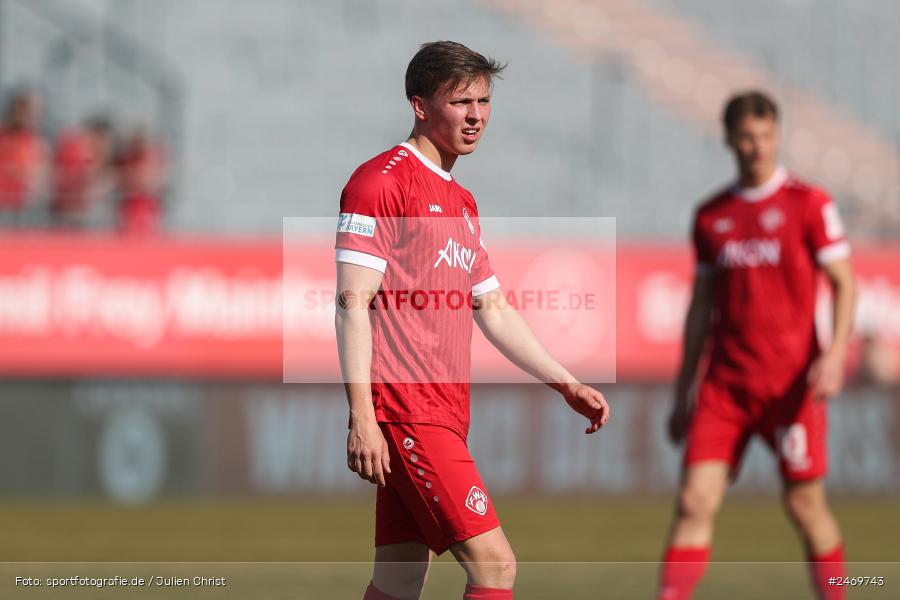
left=50, top=115, right=114, bottom=228
left=0, top=88, right=48, bottom=224
left=116, top=127, right=167, bottom=234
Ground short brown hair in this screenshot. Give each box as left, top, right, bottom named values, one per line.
left=722, top=91, right=779, bottom=133
left=405, top=41, right=505, bottom=101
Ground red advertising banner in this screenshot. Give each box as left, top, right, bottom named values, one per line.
left=0, top=233, right=897, bottom=381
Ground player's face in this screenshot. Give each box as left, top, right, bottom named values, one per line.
left=422, top=76, right=492, bottom=157
left=727, top=115, right=779, bottom=179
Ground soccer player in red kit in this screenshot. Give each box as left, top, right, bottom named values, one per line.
left=659, top=91, right=856, bottom=600
left=334, top=42, right=610, bottom=600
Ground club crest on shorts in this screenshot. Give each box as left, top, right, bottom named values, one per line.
left=402, top=437, right=415, bottom=450
left=465, top=486, right=489, bottom=516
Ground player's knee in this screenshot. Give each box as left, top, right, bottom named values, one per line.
left=372, top=561, right=429, bottom=599
left=678, top=486, right=721, bottom=522
left=482, top=552, right=517, bottom=588
left=783, top=485, right=828, bottom=528
left=465, top=546, right=517, bottom=589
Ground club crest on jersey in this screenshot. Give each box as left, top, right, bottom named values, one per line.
left=759, top=207, right=785, bottom=232
left=402, top=437, right=415, bottom=450
left=462, top=207, right=475, bottom=235
left=434, top=237, right=476, bottom=273
left=465, top=486, right=489, bottom=516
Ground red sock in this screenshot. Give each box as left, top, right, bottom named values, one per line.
left=809, top=544, right=846, bottom=600
left=364, top=581, right=403, bottom=600
left=657, top=546, right=710, bottom=600
left=463, top=584, right=514, bottom=599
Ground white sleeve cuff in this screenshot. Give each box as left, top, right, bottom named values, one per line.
left=335, top=248, right=387, bottom=273
left=472, top=274, right=500, bottom=297
left=816, top=241, right=851, bottom=265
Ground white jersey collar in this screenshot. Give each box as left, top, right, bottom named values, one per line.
left=400, top=142, right=452, bottom=181
left=734, top=165, right=788, bottom=202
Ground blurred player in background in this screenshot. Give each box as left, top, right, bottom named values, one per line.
left=335, top=41, right=610, bottom=600
left=50, top=114, right=114, bottom=228
left=0, top=88, right=47, bottom=224
left=660, top=91, right=856, bottom=600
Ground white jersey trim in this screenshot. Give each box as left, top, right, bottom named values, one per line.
left=335, top=248, right=387, bottom=273
left=816, top=240, right=851, bottom=265
left=400, top=142, right=452, bottom=181
left=734, top=166, right=788, bottom=202
left=472, top=275, right=500, bottom=297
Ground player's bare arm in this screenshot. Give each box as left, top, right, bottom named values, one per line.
left=472, top=287, right=610, bottom=434
left=808, top=256, right=856, bottom=399
left=335, top=261, right=391, bottom=486
left=669, top=272, right=714, bottom=444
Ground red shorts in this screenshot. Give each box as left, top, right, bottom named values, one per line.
left=375, top=423, right=500, bottom=555
left=684, top=378, right=827, bottom=482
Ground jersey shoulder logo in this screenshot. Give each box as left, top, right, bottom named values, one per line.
left=381, top=151, right=406, bottom=175
left=821, top=203, right=844, bottom=240
left=337, top=213, right=376, bottom=237
left=462, top=207, right=475, bottom=235
left=465, top=485, right=489, bottom=516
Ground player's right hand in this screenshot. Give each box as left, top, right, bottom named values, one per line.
left=667, top=390, right=692, bottom=445
left=347, top=415, right=391, bottom=486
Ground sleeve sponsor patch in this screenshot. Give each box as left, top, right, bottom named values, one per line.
left=822, top=203, right=844, bottom=241
left=337, top=213, right=376, bottom=237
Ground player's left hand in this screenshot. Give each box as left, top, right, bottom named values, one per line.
left=807, top=349, right=846, bottom=400
left=561, top=383, right=610, bottom=434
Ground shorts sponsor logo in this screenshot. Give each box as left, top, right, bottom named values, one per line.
left=402, top=437, right=415, bottom=450
left=465, top=485, right=489, bottom=516
left=336, top=213, right=376, bottom=237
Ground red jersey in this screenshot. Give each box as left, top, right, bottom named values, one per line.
left=0, top=129, right=46, bottom=209
left=693, top=166, right=850, bottom=396
left=335, top=142, right=498, bottom=437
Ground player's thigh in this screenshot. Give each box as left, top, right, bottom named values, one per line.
left=677, top=461, right=731, bottom=518
left=684, top=379, right=754, bottom=475
left=760, top=387, right=827, bottom=482
left=781, top=477, right=830, bottom=522
left=373, top=542, right=432, bottom=599
left=449, top=525, right=515, bottom=565
left=449, top=526, right=516, bottom=587
left=381, top=423, right=501, bottom=555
